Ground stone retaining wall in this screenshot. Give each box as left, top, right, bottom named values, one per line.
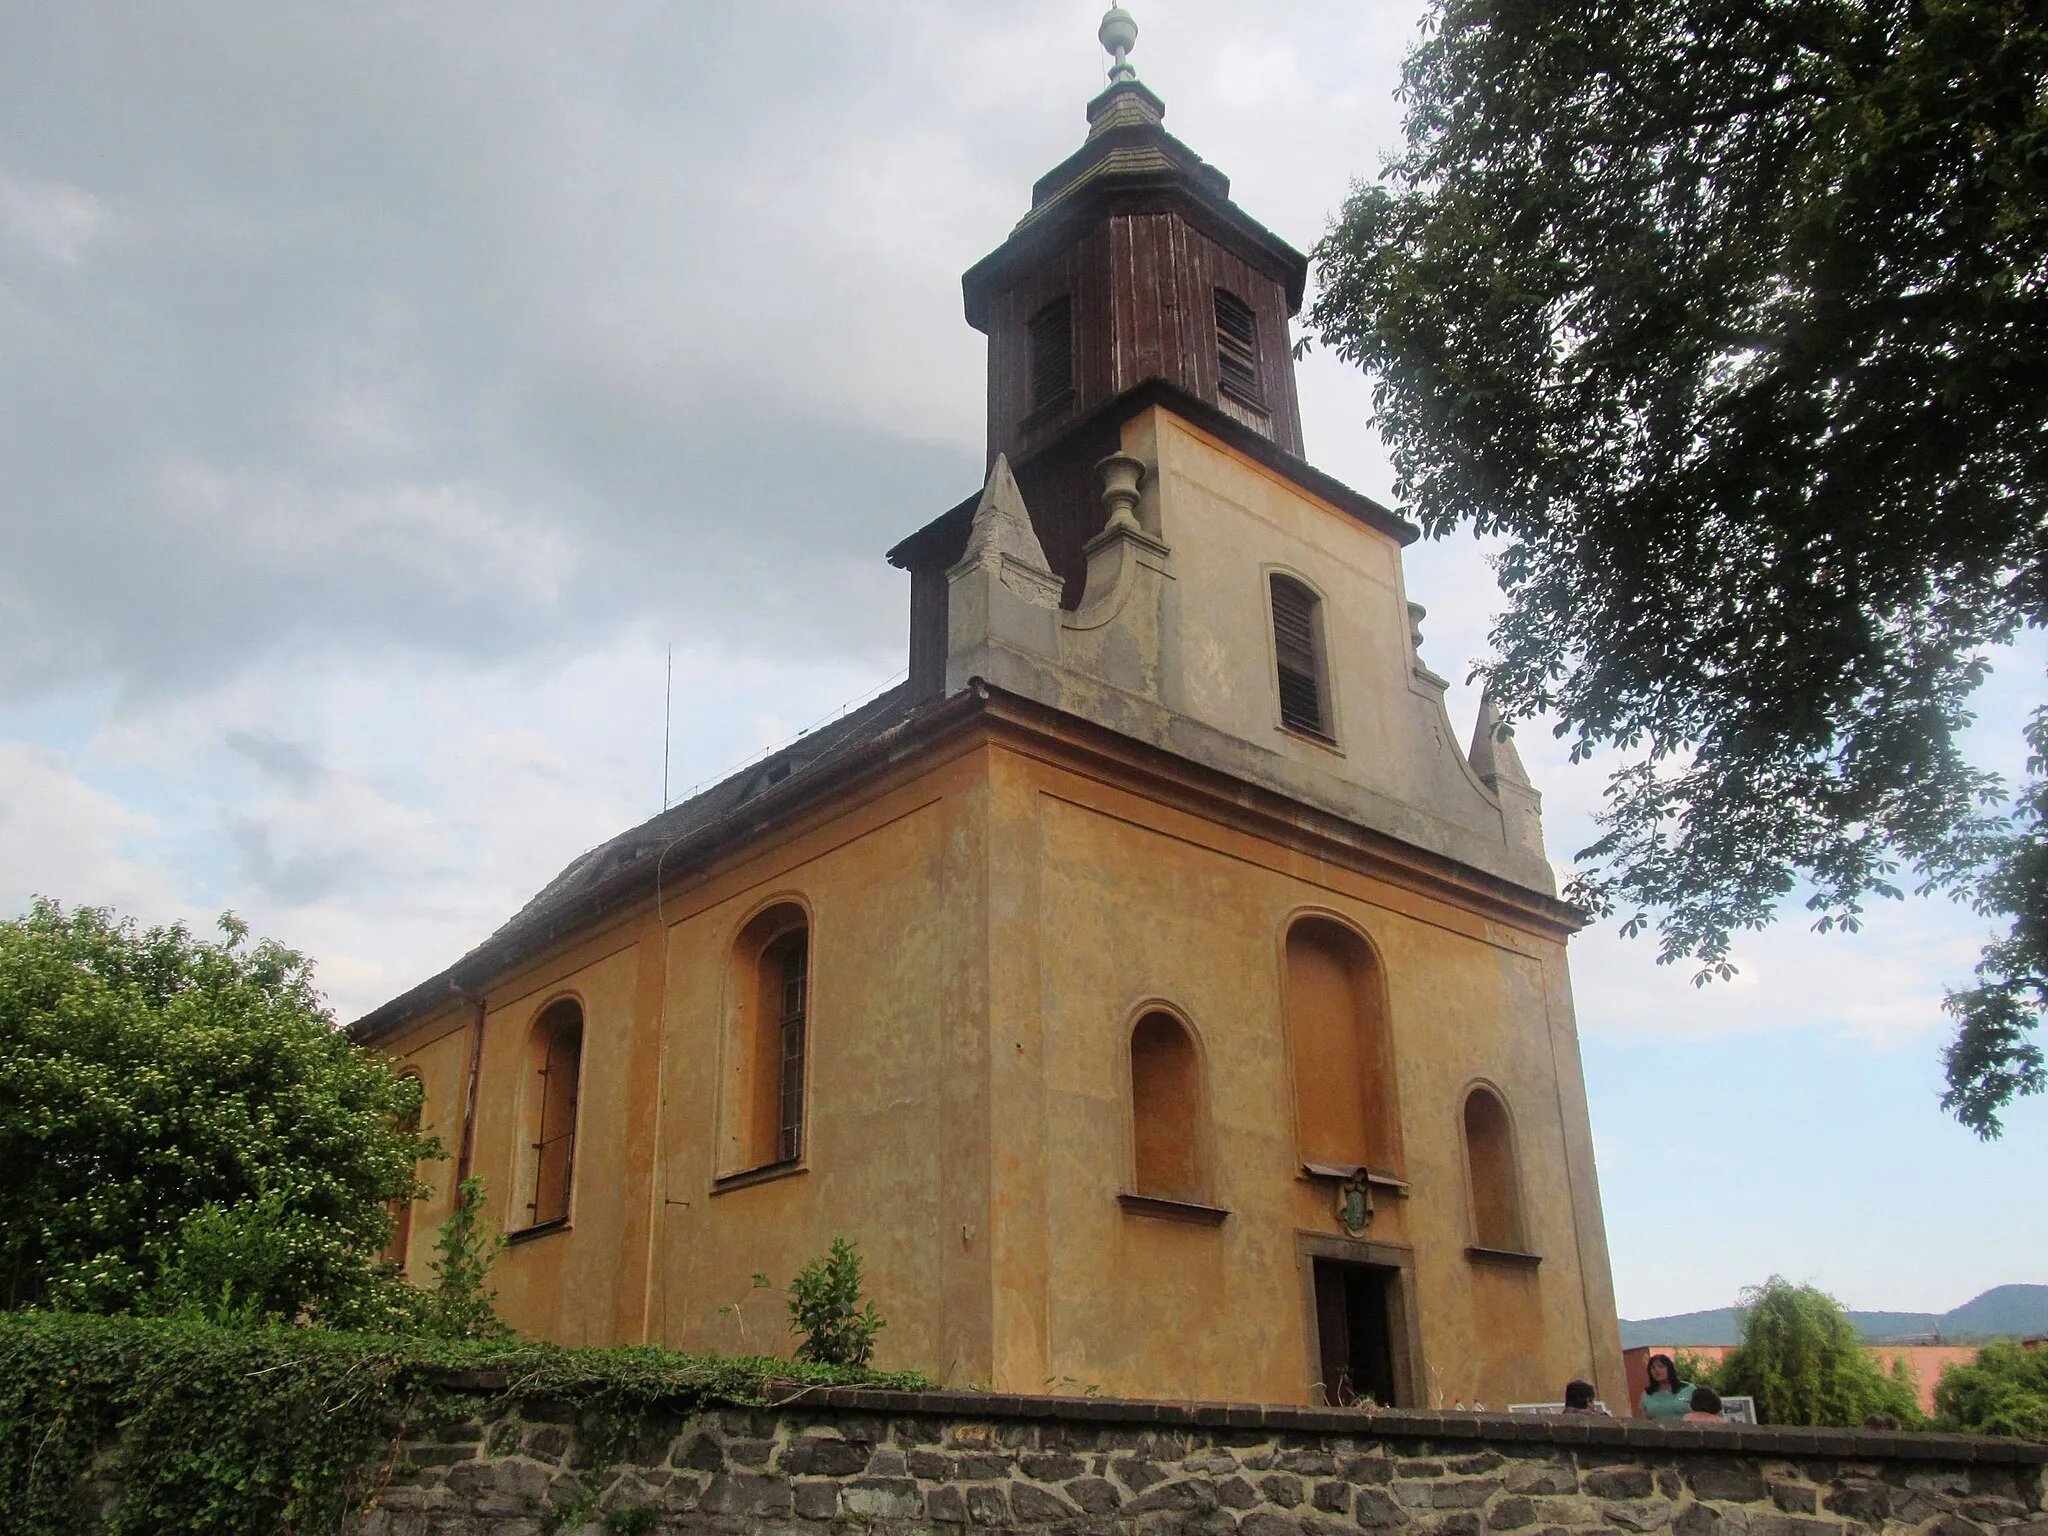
left=360, top=1385, right=2048, bottom=1536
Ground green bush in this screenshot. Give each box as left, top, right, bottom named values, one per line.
left=410, top=1175, right=510, bottom=1340
left=0, top=1310, right=928, bottom=1536
left=1935, top=1340, right=2048, bottom=1437
left=1671, top=1349, right=1722, bottom=1393
left=788, top=1237, right=884, bottom=1367
left=1716, top=1277, right=1924, bottom=1427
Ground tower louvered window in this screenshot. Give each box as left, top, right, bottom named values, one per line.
left=1271, top=574, right=1328, bottom=737
left=1028, top=296, right=1073, bottom=411
left=1215, top=288, right=1263, bottom=408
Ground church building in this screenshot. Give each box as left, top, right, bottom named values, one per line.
left=354, top=7, right=1628, bottom=1413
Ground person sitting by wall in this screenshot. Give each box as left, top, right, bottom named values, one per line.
left=1683, top=1386, right=1726, bottom=1422
left=1562, top=1380, right=1607, bottom=1415
left=1638, top=1354, right=1692, bottom=1421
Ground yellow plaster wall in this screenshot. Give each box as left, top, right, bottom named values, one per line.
left=649, top=764, right=986, bottom=1378
left=380, top=1010, right=475, bottom=1284
left=1122, top=408, right=1537, bottom=882
left=477, top=934, right=652, bottom=1346
left=372, top=745, right=995, bottom=1379
left=984, top=748, right=1623, bottom=1410
left=368, top=724, right=1618, bottom=1409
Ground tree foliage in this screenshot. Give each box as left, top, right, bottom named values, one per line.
left=788, top=1237, right=885, bottom=1367
left=0, top=898, right=435, bottom=1324
left=1715, top=1277, right=1924, bottom=1426
left=1310, top=0, right=2048, bottom=1135
left=1934, top=1338, right=2048, bottom=1436
left=1671, top=1348, right=1723, bottom=1392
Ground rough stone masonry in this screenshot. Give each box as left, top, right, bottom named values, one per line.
left=350, top=1383, right=2048, bottom=1536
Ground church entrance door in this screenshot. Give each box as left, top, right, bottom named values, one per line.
left=1311, top=1258, right=1399, bottom=1407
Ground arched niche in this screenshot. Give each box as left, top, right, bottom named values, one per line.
left=1284, top=916, right=1401, bottom=1173
left=1129, top=1009, right=1205, bottom=1203
left=1462, top=1083, right=1525, bottom=1252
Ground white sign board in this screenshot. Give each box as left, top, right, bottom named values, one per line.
left=1506, top=1396, right=1757, bottom=1424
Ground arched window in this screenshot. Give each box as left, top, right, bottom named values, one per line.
left=1028, top=295, right=1073, bottom=411
left=1270, top=574, right=1330, bottom=738
left=1463, top=1085, right=1525, bottom=1251
left=1285, top=917, right=1400, bottom=1173
left=1214, top=287, right=1263, bottom=408
left=523, top=999, right=583, bottom=1229
left=729, top=903, right=810, bottom=1173
left=1129, top=1011, right=1204, bottom=1202
left=385, top=1073, right=423, bottom=1270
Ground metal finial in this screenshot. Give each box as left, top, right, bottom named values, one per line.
left=1099, top=5, right=1138, bottom=83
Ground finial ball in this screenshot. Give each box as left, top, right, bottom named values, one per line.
left=1099, top=5, right=1138, bottom=63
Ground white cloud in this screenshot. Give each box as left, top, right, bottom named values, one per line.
left=51, top=637, right=896, bottom=1019
left=0, top=167, right=113, bottom=265
left=0, top=741, right=184, bottom=921
left=156, top=456, right=576, bottom=607
left=1210, top=39, right=1311, bottom=111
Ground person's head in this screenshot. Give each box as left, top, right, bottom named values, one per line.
left=1564, top=1380, right=1597, bottom=1410
left=1690, top=1386, right=1722, bottom=1415
left=1646, top=1354, right=1679, bottom=1390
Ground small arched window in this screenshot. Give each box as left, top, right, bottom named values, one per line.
left=1463, top=1085, right=1525, bottom=1252
left=1285, top=917, right=1401, bottom=1173
left=385, top=1073, right=424, bottom=1270
left=1129, top=1011, right=1204, bottom=1202
left=1028, top=296, right=1074, bottom=411
left=729, top=903, right=811, bottom=1173
left=1270, top=574, right=1330, bottom=738
left=523, top=999, right=583, bottom=1228
left=1214, top=288, right=1263, bottom=408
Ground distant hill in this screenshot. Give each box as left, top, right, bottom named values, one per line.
left=1946, top=1285, right=2048, bottom=1337
left=1619, top=1284, right=2048, bottom=1349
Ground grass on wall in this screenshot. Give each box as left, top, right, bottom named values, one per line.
left=0, top=1310, right=927, bottom=1536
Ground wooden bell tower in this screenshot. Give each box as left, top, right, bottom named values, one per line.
left=960, top=7, right=1309, bottom=471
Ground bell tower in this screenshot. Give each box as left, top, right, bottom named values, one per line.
left=963, top=6, right=1308, bottom=470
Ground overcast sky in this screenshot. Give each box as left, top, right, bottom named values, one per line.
left=3, top=0, right=2040, bottom=1326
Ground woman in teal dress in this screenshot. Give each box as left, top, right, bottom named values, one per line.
left=1638, top=1354, right=1693, bottom=1421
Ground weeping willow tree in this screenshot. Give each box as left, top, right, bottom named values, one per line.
left=1717, top=1278, right=1924, bottom=1426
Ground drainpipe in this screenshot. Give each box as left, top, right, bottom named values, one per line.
left=450, top=982, right=487, bottom=1194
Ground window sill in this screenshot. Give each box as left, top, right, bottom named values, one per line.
left=1118, top=1192, right=1230, bottom=1225
left=508, top=1217, right=569, bottom=1246
left=712, top=1158, right=807, bottom=1195
left=1020, top=387, right=1076, bottom=433
left=1301, top=1163, right=1409, bottom=1196
left=1220, top=381, right=1270, bottom=415
left=1466, top=1244, right=1543, bottom=1268
left=1277, top=721, right=1343, bottom=755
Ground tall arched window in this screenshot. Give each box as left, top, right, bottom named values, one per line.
left=385, top=1073, right=423, bottom=1269
left=729, top=902, right=810, bottom=1173
left=523, top=999, right=583, bottom=1229
left=1129, top=1011, right=1204, bottom=1202
left=1270, top=574, right=1331, bottom=738
left=1463, top=1085, right=1525, bottom=1252
left=1285, top=917, right=1400, bottom=1173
